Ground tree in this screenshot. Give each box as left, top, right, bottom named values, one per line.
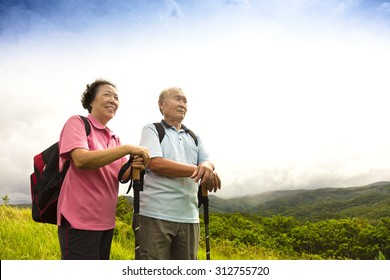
left=2, top=195, right=10, bottom=205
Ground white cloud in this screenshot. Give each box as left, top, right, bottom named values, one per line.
left=164, top=0, right=183, bottom=19
left=225, top=0, right=251, bottom=8
left=1, top=0, right=390, bottom=202
left=380, top=2, right=390, bottom=13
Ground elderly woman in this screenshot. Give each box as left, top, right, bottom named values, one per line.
left=57, top=79, right=150, bottom=260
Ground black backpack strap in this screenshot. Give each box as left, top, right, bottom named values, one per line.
left=187, top=129, right=198, bottom=146
left=154, top=121, right=198, bottom=146
left=153, top=122, right=165, bottom=143
left=79, top=115, right=91, bottom=136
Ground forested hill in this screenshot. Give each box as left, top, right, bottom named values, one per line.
left=207, top=181, right=390, bottom=222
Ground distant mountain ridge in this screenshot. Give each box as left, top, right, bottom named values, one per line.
left=206, top=181, right=390, bottom=222
left=11, top=181, right=390, bottom=222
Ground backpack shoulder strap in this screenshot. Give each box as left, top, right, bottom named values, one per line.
left=153, top=122, right=165, bottom=143
left=153, top=121, right=198, bottom=146
left=187, top=129, right=198, bottom=146
left=80, top=115, right=91, bottom=136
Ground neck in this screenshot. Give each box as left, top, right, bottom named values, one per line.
left=91, top=112, right=109, bottom=127
left=164, top=118, right=182, bottom=130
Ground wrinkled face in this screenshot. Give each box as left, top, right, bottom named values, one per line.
left=159, top=89, right=187, bottom=122
left=90, top=84, right=119, bottom=124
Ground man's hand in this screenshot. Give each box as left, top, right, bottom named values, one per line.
left=191, top=164, right=221, bottom=192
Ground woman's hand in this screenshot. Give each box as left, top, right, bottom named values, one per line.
left=130, top=146, right=150, bottom=168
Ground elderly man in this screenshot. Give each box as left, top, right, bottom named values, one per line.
left=137, top=87, right=221, bottom=260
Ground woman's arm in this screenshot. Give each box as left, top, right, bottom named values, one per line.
left=70, top=145, right=150, bottom=170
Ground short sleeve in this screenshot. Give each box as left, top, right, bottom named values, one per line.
left=139, top=123, right=163, bottom=159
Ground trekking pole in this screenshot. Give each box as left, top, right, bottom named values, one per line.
left=201, top=184, right=210, bottom=260
left=132, top=168, right=141, bottom=260
left=117, top=157, right=142, bottom=260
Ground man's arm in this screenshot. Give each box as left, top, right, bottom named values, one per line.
left=147, top=157, right=197, bottom=178
left=149, top=157, right=221, bottom=192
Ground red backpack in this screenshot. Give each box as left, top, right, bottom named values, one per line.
left=30, top=116, right=90, bottom=224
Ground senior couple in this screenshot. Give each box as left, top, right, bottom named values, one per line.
left=57, top=79, right=221, bottom=260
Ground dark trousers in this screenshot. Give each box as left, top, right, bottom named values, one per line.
left=58, top=217, right=114, bottom=260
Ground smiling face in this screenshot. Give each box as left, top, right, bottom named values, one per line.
left=90, top=84, right=119, bottom=126
left=159, top=87, right=187, bottom=128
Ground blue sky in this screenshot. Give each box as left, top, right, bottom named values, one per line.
left=1, top=0, right=390, bottom=202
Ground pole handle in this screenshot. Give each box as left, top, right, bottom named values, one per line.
left=201, top=184, right=208, bottom=197
left=132, top=168, right=140, bottom=180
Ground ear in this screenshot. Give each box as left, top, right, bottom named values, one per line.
left=89, top=99, right=95, bottom=113
left=158, top=100, right=165, bottom=115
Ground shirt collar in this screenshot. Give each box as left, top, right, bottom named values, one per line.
left=88, top=114, right=119, bottom=140
left=87, top=114, right=107, bottom=130
left=161, top=119, right=189, bottom=132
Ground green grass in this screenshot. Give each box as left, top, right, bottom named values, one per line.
left=3, top=205, right=386, bottom=260
left=0, top=206, right=60, bottom=259
left=1, top=205, right=299, bottom=260
left=0, top=206, right=135, bottom=260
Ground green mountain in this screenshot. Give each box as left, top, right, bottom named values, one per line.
left=207, top=181, right=390, bottom=222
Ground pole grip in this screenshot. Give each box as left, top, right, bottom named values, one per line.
left=201, top=184, right=208, bottom=197
left=132, top=168, right=140, bottom=180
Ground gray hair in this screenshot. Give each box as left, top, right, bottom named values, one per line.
left=158, top=87, right=183, bottom=115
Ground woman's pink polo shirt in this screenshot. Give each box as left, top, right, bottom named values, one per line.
left=57, top=114, right=127, bottom=230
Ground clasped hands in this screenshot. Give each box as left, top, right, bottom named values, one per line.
left=131, top=153, right=150, bottom=171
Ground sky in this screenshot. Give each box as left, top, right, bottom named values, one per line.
left=1, top=0, right=390, bottom=203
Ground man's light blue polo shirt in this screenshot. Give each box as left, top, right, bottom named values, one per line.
left=139, top=120, right=211, bottom=223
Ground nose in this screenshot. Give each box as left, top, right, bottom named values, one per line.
left=178, top=100, right=186, bottom=107
left=109, top=95, right=118, bottom=104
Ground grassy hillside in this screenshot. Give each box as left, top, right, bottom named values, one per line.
left=0, top=205, right=135, bottom=260
left=1, top=202, right=389, bottom=260
left=0, top=204, right=291, bottom=260
left=2, top=183, right=389, bottom=260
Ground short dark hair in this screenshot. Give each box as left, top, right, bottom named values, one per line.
left=81, top=79, right=116, bottom=113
